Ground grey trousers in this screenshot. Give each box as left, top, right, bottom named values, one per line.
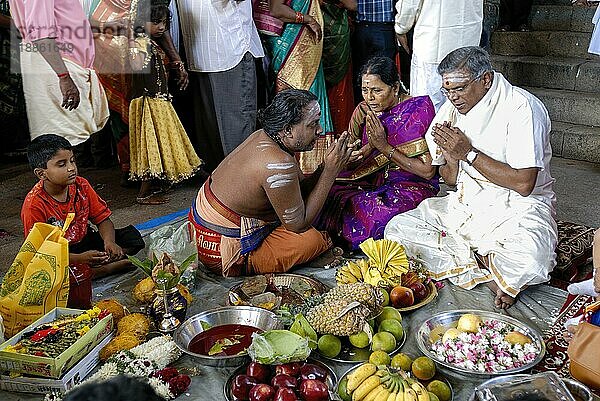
left=208, top=52, right=258, bottom=155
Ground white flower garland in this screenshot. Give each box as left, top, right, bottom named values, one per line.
left=45, top=336, right=182, bottom=401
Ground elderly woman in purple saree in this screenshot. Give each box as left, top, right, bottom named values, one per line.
left=315, top=56, right=438, bottom=250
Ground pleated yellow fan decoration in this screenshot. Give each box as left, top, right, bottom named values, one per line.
left=359, top=238, right=409, bottom=274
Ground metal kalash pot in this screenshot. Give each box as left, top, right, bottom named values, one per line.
left=149, top=281, right=188, bottom=333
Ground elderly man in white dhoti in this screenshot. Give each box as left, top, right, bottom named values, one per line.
left=384, top=46, right=558, bottom=309
left=8, top=0, right=108, bottom=146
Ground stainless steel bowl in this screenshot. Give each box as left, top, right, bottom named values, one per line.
left=416, top=309, right=546, bottom=379
left=467, top=374, right=593, bottom=401
left=173, top=306, right=282, bottom=367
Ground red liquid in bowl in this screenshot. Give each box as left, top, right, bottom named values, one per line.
left=188, top=324, right=262, bottom=356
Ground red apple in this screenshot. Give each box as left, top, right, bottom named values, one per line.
left=299, top=379, right=328, bottom=401
left=247, top=362, right=271, bottom=383
left=274, top=362, right=303, bottom=377
left=271, top=374, right=297, bottom=389
left=390, top=285, right=415, bottom=308
left=299, top=364, right=327, bottom=382
left=232, top=375, right=260, bottom=400
left=274, top=388, right=298, bottom=401
left=408, top=281, right=429, bottom=303
left=249, top=384, right=276, bottom=401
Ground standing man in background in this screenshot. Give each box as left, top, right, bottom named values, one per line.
left=8, top=0, right=109, bottom=147
left=176, top=0, right=264, bottom=171
left=395, top=0, right=483, bottom=111
left=352, top=0, right=397, bottom=102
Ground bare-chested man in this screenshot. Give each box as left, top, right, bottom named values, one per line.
left=189, top=89, right=354, bottom=277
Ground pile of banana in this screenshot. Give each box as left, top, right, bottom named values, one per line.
left=346, top=363, right=431, bottom=401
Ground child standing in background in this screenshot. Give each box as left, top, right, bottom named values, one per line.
left=128, top=1, right=202, bottom=205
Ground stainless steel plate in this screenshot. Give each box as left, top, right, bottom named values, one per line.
left=467, top=374, right=592, bottom=401
left=416, top=309, right=545, bottom=379
left=224, top=358, right=337, bottom=401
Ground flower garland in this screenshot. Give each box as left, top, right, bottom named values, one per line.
left=430, top=319, right=540, bottom=373
left=45, top=336, right=189, bottom=401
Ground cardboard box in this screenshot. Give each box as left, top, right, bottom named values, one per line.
left=0, top=333, right=113, bottom=394
left=0, top=307, right=113, bottom=378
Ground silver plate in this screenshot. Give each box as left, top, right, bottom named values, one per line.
left=467, top=375, right=593, bottom=401
left=173, top=306, right=282, bottom=368
left=335, top=362, right=454, bottom=401
left=224, top=358, right=337, bottom=401
left=316, top=329, right=406, bottom=364
left=416, top=309, right=546, bottom=379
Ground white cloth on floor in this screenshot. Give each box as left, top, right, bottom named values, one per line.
left=384, top=73, right=558, bottom=297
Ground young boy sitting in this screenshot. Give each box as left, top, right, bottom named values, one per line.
left=21, top=134, right=145, bottom=309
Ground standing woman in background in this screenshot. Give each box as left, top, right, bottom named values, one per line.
left=268, top=0, right=335, bottom=174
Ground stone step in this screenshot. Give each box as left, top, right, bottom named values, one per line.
left=551, top=121, right=600, bottom=163
left=525, top=86, right=600, bottom=126
left=492, top=55, right=600, bottom=92
left=491, top=31, right=597, bottom=59
left=530, top=4, right=597, bottom=32
left=533, top=0, right=576, bottom=5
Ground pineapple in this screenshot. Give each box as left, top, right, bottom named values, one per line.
left=305, top=283, right=384, bottom=336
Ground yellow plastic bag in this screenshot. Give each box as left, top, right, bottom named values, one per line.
left=0, top=214, right=73, bottom=338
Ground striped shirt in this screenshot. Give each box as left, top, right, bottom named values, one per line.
left=356, top=0, right=395, bottom=23
left=177, top=0, right=264, bottom=73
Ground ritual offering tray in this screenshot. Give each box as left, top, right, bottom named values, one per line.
left=0, top=307, right=113, bottom=378
left=173, top=306, right=282, bottom=367
left=467, top=373, right=592, bottom=401
left=228, top=274, right=328, bottom=311
left=336, top=362, right=454, bottom=401
left=224, top=358, right=337, bottom=401
left=336, top=239, right=438, bottom=312
left=416, top=310, right=545, bottom=379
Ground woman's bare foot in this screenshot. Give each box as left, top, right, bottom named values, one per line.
left=486, top=280, right=516, bottom=309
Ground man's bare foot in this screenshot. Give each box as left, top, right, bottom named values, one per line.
left=310, top=247, right=345, bottom=269
left=486, top=280, right=516, bottom=309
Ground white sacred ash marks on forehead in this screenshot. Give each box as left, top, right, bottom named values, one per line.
left=305, top=102, right=321, bottom=120
left=266, top=173, right=295, bottom=189
left=442, top=72, right=472, bottom=86
left=282, top=205, right=303, bottom=224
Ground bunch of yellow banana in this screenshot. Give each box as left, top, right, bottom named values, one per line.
left=345, top=364, right=431, bottom=401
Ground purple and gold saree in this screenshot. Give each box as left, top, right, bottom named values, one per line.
left=315, top=96, right=439, bottom=250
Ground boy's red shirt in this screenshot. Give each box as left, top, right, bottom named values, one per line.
left=21, top=176, right=112, bottom=243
